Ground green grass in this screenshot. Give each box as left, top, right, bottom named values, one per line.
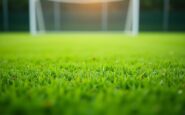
left=0, top=32, right=185, bottom=115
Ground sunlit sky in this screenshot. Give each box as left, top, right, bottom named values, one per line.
left=49, top=0, right=122, bottom=4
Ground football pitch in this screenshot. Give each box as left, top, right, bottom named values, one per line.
left=0, top=33, right=185, bottom=115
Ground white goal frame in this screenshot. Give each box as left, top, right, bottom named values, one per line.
left=29, top=0, right=140, bottom=35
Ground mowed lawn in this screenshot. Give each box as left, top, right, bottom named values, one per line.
left=0, top=33, right=185, bottom=115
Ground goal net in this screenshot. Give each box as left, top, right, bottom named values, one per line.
left=29, top=0, right=139, bottom=35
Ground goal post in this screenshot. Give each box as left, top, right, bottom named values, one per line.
left=132, top=0, right=140, bottom=35
left=29, top=0, right=37, bottom=35
left=29, top=0, right=140, bottom=35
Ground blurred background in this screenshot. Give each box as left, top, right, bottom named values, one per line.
left=0, top=0, right=185, bottom=32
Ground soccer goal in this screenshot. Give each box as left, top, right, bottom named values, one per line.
left=29, top=0, right=139, bottom=35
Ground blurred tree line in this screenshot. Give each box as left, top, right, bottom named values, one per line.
left=0, top=0, right=185, bottom=11
left=141, top=0, right=185, bottom=10
left=0, top=0, right=185, bottom=31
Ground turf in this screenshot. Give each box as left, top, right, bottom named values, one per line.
left=0, top=33, right=185, bottom=115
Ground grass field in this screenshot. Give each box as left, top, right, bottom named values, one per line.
left=0, top=33, right=185, bottom=115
